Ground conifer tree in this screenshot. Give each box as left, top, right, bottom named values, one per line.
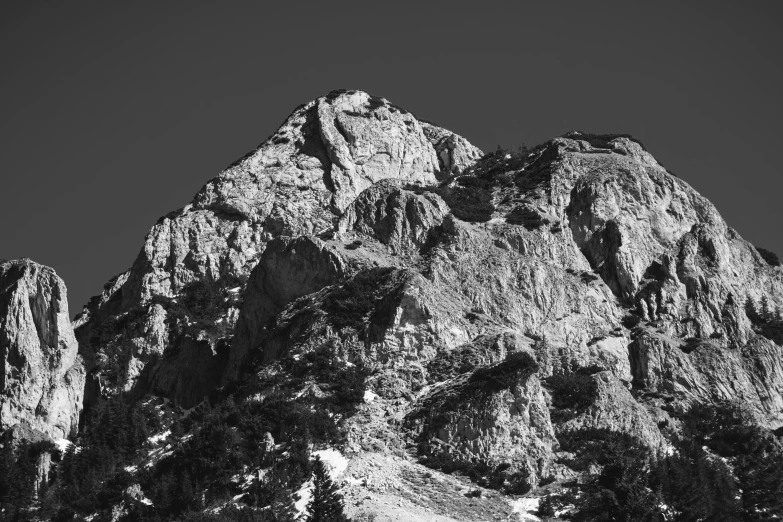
left=305, top=456, right=347, bottom=522
left=760, top=295, right=772, bottom=323
left=269, top=485, right=297, bottom=522
left=745, top=296, right=760, bottom=323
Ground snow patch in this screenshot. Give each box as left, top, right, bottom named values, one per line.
left=510, top=496, right=541, bottom=521
left=54, top=438, right=72, bottom=453
left=293, top=448, right=349, bottom=517
left=294, top=479, right=313, bottom=516
left=312, top=448, right=348, bottom=479
left=148, top=430, right=171, bottom=444
left=363, top=390, right=378, bottom=403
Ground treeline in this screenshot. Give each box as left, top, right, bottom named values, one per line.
left=0, top=397, right=155, bottom=521
left=746, top=295, right=783, bottom=344
left=2, top=343, right=366, bottom=521
left=540, top=401, right=783, bottom=521
left=0, top=439, right=57, bottom=521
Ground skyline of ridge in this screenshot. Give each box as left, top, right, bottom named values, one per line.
left=2, top=1, right=782, bottom=314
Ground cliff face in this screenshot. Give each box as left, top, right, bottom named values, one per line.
left=225, top=128, right=783, bottom=493
left=75, top=90, right=481, bottom=406
left=62, top=92, right=783, bottom=519
left=0, top=259, right=84, bottom=439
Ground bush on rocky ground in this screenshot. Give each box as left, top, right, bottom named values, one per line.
left=544, top=366, right=602, bottom=421
left=755, top=245, right=781, bottom=267
left=152, top=274, right=248, bottom=341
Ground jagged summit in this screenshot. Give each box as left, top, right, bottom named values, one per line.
left=71, top=89, right=783, bottom=423
left=4, top=91, right=781, bottom=520
left=74, top=90, right=482, bottom=406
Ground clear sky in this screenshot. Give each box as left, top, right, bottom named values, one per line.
left=2, top=1, right=782, bottom=316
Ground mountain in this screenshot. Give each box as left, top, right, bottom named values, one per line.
left=73, top=89, right=481, bottom=408
left=2, top=90, right=783, bottom=521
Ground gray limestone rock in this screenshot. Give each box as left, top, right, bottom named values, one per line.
left=225, top=129, right=783, bottom=493
left=75, top=90, right=483, bottom=400
left=60, top=95, right=783, bottom=507
left=0, top=259, right=84, bottom=439
left=338, top=179, right=450, bottom=255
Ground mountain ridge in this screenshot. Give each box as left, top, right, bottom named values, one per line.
left=2, top=90, right=783, bottom=521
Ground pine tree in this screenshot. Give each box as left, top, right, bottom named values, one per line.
left=269, top=485, right=297, bottom=522
left=305, top=456, right=347, bottom=522
left=760, top=295, right=772, bottom=323
left=745, top=296, right=760, bottom=324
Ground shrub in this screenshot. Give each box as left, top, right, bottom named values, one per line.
left=506, top=206, right=549, bottom=230
left=555, top=429, right=664, bottom=521
left=651, top=402, right=783, bottom=521
left=755, top=245, right=781, bottom=267
left=745, top=295, right=783, bottom=345
left=321, top=267, right=407, bottom=331
left=152, top=273, right=247, bottom=341
left=462, top=147, right=532, bottom=185
left=545, top=367, right=600, bottom=421
left=427, top=336, right=506, bottom=382
left=281, top=344, right=370, bottom=414
left=467, top=351, right=538, bottom=394
left=621, top=313, right=642, bottom=329
left=435, top=185, right=495, bottom=222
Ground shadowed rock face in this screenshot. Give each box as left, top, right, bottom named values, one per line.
left=0, top=259, right=84, bottom=439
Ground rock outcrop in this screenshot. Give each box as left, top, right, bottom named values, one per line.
left=0, top=259, right=84, bottom=439
left=337, top=179, right=450, bottom=255
left=65, top=94, right=783, bottom=515
left=226, top=129, right=783, bottom=493
left=75, top=90, right=482, bottom=403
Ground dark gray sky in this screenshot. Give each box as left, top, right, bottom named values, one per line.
left=2, top=1, right=781, bottom=316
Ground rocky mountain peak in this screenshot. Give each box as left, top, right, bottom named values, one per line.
left=5, top=92, right=783, bottom=520
left=74, top=90, right=483, bottom=405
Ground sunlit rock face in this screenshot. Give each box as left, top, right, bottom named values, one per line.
left=0, top=259, right=84, bottom=439
left=71, top=90, right=783, bottom=502
left=226, top=129, right=783, bottom=489
left=74, top=90, right=481, bottom=404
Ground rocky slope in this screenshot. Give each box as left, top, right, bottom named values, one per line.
left=215, top=124, right=783, bottom=516
left=0, top=259, right=84, bottom=440
left=74, top=89, right=481, bottom=407
left=6, top=90, right=781, bottom=520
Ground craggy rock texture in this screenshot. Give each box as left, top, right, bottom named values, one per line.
left=338, top=179, right=450, bottom=255
left=630, top=329, right=783, bottom=426
left=227, top=130, right=783, bottom=494
left=408, top=346, right=557, bottom=491
left=557, top=371, right=666, bottom=451
left=0, top=259, right=84, bottom=439
left=70, top=94, right=783, bottom=509
left=226, top=236, right=352, bottom=381
left=75, top=90, right=483, bottom=400
left=421, top=122, right=484, bottom=177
